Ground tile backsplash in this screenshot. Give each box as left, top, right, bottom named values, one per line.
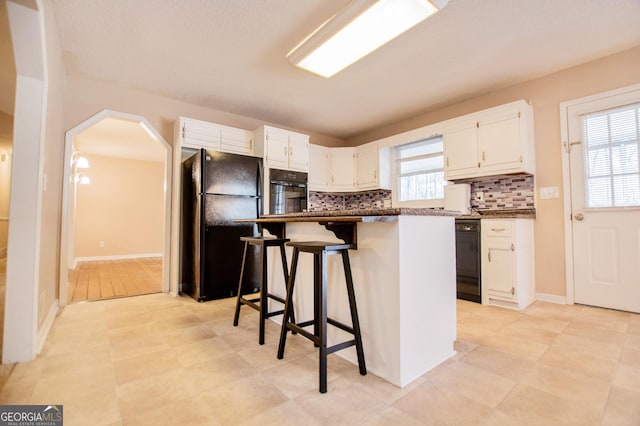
left=307, top=175, right=534, bottom=212
left=470, top=174, right=535, bottom=210
left=309, top=190, right=392, bottom=211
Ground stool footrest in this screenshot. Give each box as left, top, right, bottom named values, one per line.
left=327, top=340, right=356, bottom=355
left=286, top=324, right=317, bottom=342
left=327, top=318, right=355, bottom=335
left=264, top=309, right=285, bottom=318
left=267, top=294, right=286, bottom=304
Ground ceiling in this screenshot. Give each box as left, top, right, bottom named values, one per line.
left=75, top=117, right=165, bottom=163
left=21, top=0, right=640, bottom=140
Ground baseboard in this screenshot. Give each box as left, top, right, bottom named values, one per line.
left=535, top=293, right=567, bottom=305
left=0, top=247, right=6, bottom=259
left=74, top=253, right=162, bottom=263
left=36, top=301, right=59, bottom=355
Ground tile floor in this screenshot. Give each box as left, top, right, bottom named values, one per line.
left=0, top=293, right=639, bottom=425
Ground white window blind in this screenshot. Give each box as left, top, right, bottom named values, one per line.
left=583, top=104, right=640, bottom=208
left=396, top=136, right=444, bottom=202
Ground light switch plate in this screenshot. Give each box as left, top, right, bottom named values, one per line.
left=539, top=186, right=560, bottom=199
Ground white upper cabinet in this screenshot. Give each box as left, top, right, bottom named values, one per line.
left=330, top=147, right=356, bottom=191
left=219, top=125, right=253, bottom=155
left=308, top=144, right=330, bottom=191
left=255, top=125, right=309, bottom=172
left=177, top=117, right=254, bottom=156
left=179, top=117, right=221, bottom=150
left=443, top=100, right=535, bottom=180
left=355, top=143, right=391, bottom=190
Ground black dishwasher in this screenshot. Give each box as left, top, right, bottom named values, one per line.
left=455, top=219, right=481, bottom=303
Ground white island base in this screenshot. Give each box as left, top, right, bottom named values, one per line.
left=264, top=215, right=457, bottom=388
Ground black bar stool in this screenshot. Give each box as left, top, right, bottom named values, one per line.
left=233, top=236, right=294, bottom=345
left=277, top=241, right=366, bottom=393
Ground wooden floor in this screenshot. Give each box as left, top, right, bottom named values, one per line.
left=67, top=257, right=162, bottom=303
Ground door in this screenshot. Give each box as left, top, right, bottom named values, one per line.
left=330, top=148, right=356, bottom=191
left=567, top=99, right=640, bottom=313
left=356, top=144, right=378, bottom=189
left=265, top=128, right=289, bottom=169
left=287, top=133, right=309, bottom=171
left=484, top=238, right=515, bottom=301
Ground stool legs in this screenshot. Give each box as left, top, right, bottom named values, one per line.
left=232, top=240, right=249, bottom=327
left=234, top=238, right=293, bottom=345
left=342, top=250, right=367, bottom=375
left=278, top=246, right=366, bottom=394
left=277, top=247, right=299, bottom=359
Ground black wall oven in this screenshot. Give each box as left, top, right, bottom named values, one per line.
left=455, top=219, right=481, bottom=303
left=269, top=168, right=308, bottom=214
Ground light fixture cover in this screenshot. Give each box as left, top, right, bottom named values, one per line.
left=287, top=0, right=448, bottom=78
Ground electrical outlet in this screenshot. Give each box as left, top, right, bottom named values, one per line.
left=474, top=192, right=484, bottom=202
left=99, top=241, right=105, bottom=248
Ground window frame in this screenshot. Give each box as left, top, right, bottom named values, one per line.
left=395, top=136, right=446, bottom=207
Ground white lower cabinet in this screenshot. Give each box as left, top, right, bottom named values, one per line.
left=481, top=219, right=535, bottom=310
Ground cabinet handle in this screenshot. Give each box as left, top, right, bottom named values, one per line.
left=488, top=250, right=491, bottom=262
left=332, top=175, right=335, bottom=183
left=249, top=139, right=253, bottom=150
left=290, top=146, right=293, bottom=157
left=284, top=146, right=287, bottom=156
left=491, top=228, right=505, bottom=232
left=511, top=287, right=515, bottom=295
left=511, top=243, right=515, bottom=251
left=446, top=157, right=449, bottom=167
left=482, top=151, right=486, bottom=161
left=374, top=170, right=377, bottom=179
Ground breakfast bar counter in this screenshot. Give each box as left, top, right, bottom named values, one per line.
left=236, top=209, right=457, bottom=387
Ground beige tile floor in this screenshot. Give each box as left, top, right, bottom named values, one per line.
left=1, top=293, right=639, bottom=425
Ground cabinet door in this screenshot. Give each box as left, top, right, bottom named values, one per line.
left=485, top=238, right=516, bottom=301
left=264, top=128, right=289, bottom=169
left=478, top=112, right=522, bottom=173
left=287, top=133, right=309, bottom=172
left=330, top=148, right=356, bottom=191
left=181, top=118, right=220, bottom=150
left=309, top=144, right=330, bottom=191
left=356, top=145, right=378, bottom=189
left=443, top=120, right=479, bottom=179
left=220, top=126, right=253, bottom=155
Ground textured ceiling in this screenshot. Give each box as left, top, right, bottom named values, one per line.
left=41, top=0, right=640, bottom=139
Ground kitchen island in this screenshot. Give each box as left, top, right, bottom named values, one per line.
left=237, top=208, right=458, bottom=387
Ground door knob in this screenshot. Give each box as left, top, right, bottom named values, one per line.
left=574, top=213, right=584, bottom=221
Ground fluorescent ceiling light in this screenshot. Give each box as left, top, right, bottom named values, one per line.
left=287, top=0, right=448, bottom=78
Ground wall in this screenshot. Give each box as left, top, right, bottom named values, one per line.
left=345, top=44, right=640, bottom=298
left=63, top=76, right=344, bottom=148
left=37, top=0, right=65, bottom=330
left=0, top=111, right=12, bottom=258
left=74, top=154, right=164, bottom=259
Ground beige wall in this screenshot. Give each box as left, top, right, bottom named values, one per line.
left=63, top=76, right=344, bottom=148
left=0, top=111, right=11, bottom=257
left=74, top=154, right=164, bottom=259
left=37, top=0, right=65, bottom=329
left=345, top=44, right=640, bottom=298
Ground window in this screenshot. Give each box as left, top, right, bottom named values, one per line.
left=583, top=104, right=640, bottom=208
left=396, top=136, right=445, bottom=202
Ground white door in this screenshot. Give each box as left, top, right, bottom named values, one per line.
left=566, top=98, right=640, bottom=313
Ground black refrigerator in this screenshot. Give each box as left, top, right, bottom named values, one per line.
left=181, top=149, right=262, bottom=302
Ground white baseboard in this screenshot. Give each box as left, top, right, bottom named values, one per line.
left=0, top=247, right=6, bottom=259
left=75, top=253, right=162, bottom=264
left=535, top=293, right=568, bottom=305
left=36, top=301, right=59, bottom=355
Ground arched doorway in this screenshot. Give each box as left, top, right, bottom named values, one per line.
left=59, top=110, right=172, bottom=305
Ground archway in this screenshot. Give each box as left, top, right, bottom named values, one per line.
left=59, top=110, right=172, bottom=306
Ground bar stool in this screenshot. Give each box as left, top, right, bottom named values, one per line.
left=233, top=236, right=294, bottom=345
left=277, top=241, right=366, bottom=393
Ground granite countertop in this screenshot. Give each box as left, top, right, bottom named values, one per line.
left=261, top=208, right=459, bottom=219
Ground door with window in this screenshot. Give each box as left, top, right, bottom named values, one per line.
left=566, top=92, right=640, bottom=313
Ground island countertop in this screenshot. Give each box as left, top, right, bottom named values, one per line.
left=259, top=207, right=459, bottom=219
